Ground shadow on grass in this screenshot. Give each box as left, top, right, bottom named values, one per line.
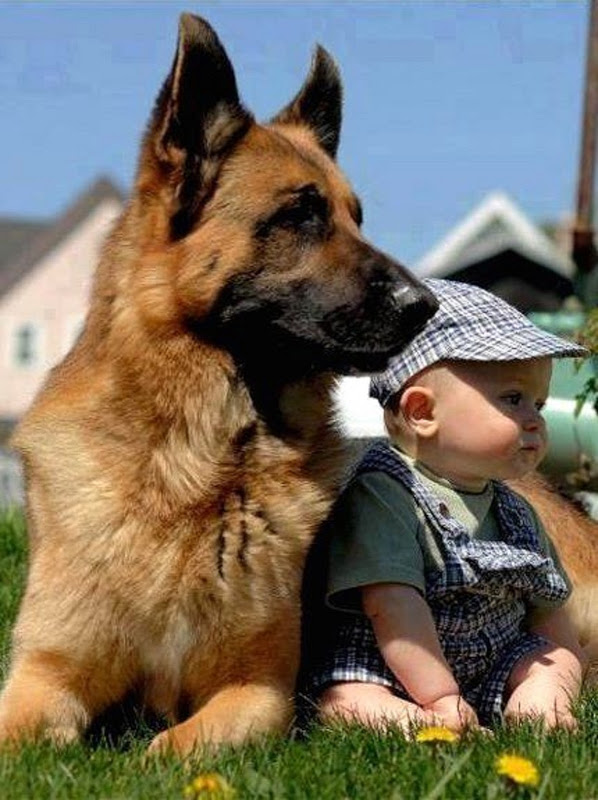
left=85, top=694, right=166, bottom=751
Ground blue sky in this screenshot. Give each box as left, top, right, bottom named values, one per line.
left=1, top=1, right=590, bottom=267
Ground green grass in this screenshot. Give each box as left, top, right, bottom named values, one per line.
left=0, top=510, right=597, bottom=799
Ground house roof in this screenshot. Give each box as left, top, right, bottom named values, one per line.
left=0, top=219, right=50, bottom=271
left=0, top=176, right=125, bottom=300
left=415, top=192, right=575, bottom=280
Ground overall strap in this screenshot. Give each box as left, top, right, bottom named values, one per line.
left=356, top=440, right=471, bottom=543
left=355, top=441, right=570, bottom=604
left=492, top=482, right=541, bottom=548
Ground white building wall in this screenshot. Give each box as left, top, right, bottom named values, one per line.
left=0, top=198, right=122, bottom=418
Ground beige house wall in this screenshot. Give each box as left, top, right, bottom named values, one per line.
left=0, top=198, right=123, bottom=418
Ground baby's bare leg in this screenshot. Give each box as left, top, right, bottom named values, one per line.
left=318, top=682, right=430, bottom=733
left=504, top=644, right=584, bottom=729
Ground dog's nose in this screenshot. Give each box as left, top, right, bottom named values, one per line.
left=391, top=281, right=438, bottom=325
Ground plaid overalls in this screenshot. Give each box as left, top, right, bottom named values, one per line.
left=309, top=441, right=571, bottom=724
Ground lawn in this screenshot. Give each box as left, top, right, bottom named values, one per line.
left=0, top=509, right=597, bottom=800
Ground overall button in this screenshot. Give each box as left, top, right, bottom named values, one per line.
left=438, top=502, right=451, bottom=518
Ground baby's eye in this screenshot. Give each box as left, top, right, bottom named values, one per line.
left=502, top=392, right=522, bottom=406
left=535, top=400, right=546, bottom=412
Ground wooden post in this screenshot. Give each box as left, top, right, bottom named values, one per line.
left=573, top=0, right=598, bottom=301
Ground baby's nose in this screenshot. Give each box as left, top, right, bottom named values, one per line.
left=523, top=408, right=544, bottom=431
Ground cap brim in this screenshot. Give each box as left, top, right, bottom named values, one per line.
left=447, top=324, right=588, bottom=362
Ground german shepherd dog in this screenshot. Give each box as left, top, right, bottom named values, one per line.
left=0, top=14, right=437, bottom=753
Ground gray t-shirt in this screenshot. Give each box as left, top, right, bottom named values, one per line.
left=327, top=450, right=570, bottom=613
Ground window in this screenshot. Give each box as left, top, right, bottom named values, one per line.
left=13, top=323, right=39, bottom=367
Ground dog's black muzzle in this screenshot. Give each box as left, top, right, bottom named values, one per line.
left=201, top=249, right=438, bottom=378
left=315, top=247, right=438, bottom=373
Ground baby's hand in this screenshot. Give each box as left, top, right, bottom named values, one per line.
left=425, top=694, right=479, bottom=732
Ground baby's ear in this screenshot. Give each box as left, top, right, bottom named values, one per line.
left=400, top=386, right=438, bottom=438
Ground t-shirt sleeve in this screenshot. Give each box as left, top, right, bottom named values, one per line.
left=521, top=498, right=573, bottom=608
left=325, top=471, right=426, bottom=613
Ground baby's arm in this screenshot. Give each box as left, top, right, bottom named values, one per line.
left=504, top=607, right=587, bottom=729
left=363, top=583, right=479, bottom=731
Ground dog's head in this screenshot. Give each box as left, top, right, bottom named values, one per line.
left=132, top=13, right=437, bottom=377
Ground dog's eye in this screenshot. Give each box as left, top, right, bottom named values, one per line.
left=285, top=197, right=326, bottom=227
left=257, top=186, right=329, bottom=238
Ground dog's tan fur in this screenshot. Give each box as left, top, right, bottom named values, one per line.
left=511, top=474, right=598, bottom=675
left=0, top=15, right=436, bottom=754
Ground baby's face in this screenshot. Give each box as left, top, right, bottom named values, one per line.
left=428, top=358, right=552, bottom=490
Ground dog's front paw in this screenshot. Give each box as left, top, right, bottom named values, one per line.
left=147, top=728, right=176, bottom=755
left=147, top=725, right=201, bottom=758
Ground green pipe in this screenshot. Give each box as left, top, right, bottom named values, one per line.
left=529, top=312, right=598, bottom=485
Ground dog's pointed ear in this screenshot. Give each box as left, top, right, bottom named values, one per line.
left=153, top=13, right=251, bottom=163
left=271, top=46, right=342, bottom=159
left=146, top=13, right=253, bottom=238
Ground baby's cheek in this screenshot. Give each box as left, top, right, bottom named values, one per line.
left=501, top=418, right=522, bottom=446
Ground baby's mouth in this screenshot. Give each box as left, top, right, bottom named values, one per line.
left=520, top=443, right=543, bottom=456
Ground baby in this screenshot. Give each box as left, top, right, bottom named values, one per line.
left=306, top=279, right=587, bottom=732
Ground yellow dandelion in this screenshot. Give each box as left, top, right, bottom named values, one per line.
left=183, top=773, right=235, bottom=798
left=495, top=754, right=540, bottom=788
left=414, top=725, right=459, bottom=743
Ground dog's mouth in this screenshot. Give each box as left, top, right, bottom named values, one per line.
left=201, top=272, right=437, bottom=378
left=270, top=280, right=437, bottom=375
left=317, top=284, right=437, bottom=373
left=270, top=305, right=431, bottom=375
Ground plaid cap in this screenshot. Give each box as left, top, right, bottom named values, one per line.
left=370, top=278, right=588, bottom=407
